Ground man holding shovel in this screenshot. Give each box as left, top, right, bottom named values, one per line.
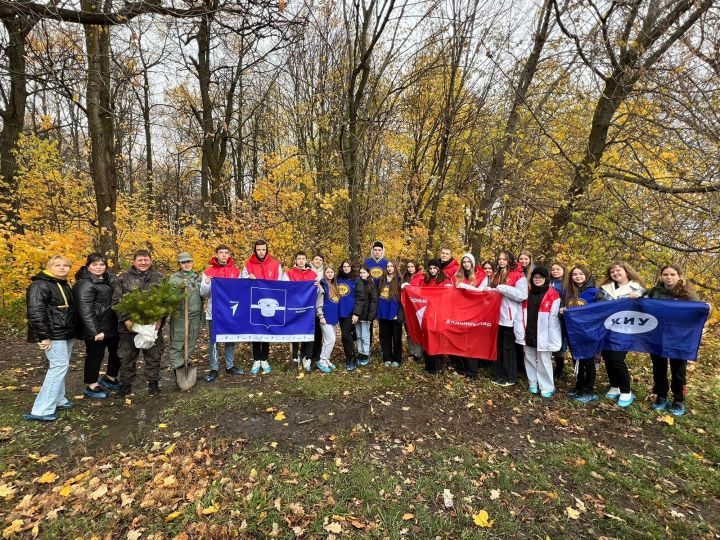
left=168, top=252, right=201, bottom=389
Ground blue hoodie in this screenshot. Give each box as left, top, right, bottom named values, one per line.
left=376, top=276, right=401, bottom=320
left=337, top=276, right=357, bottom=318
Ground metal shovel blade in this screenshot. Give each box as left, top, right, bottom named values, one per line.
left=176, top=365, right=197, bottom=391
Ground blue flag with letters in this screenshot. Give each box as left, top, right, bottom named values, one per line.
left=211, top=278, right=316, bottom=343
left=564, top=298, right=709, bottom=360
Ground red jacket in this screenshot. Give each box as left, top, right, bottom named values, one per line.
left=244, top=254, right=282, bottom=281
left=406, top=273, right=424, bottom=287
left=286, top=266, right=316, bottom=281
left=204, top=257, right=240, bottom=279
left=440, top=258, right=459, bottom=279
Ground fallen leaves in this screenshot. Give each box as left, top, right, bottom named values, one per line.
left=34, top=472, right=57, bottom=484
left=89, top=484, right=108, bottom=500
left=164, top=509, right=185, bottom=523
left=200, top=503, right=219, bottom=515
left=472, top=510, right=494, bottom=528
left=658, top=414, right=675, bottom=426
left=274, top=411, right=286, bottom=421
left=323, top=521, right=342, bottom=533
left=0, top=483, right=16, bottom=500
left=2, top=519, right=24, bottom=538
left=565, top=506, right=581, bottom=520
left=401, top=512, right=414, bottom=521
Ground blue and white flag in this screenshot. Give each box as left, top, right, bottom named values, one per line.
left=211, top=278, right=317, bottom=343
left=564, top=298, right=709, bottom=360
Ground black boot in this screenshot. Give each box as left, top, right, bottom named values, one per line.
left=148, top=380, right=160, bottom=395
left=116, top=382, right=132, bottom=397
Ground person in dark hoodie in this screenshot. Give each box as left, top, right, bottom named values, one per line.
left=25, top=255, right=77, bottom=421
left=365, top=241, right=389, bottom=284
left=561, top=265, right=599, bottom=403
left=337, top=260, right=359, bottom=371
left=353, top=265, right=378, bottom=366
left=73, top=253, right=119, bottom=400
left=112, top=249, right=165, bottom=396
left=643, top=265, right=700, bottom=417
left=241, top=239, right=285, bottom=374
left=200, top=244, right=242, bottom=382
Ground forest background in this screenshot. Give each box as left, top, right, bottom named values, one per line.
left=2, top=0, right=720, bottom=326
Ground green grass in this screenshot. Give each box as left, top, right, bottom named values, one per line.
left=1, top=346, right=719, bottom=539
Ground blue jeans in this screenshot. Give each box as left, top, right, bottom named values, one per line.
left=207, top=319, right=235, bottom=371
left=356, top=321, right=371, bottom=356
left=31, top=339, right=73, bottom=416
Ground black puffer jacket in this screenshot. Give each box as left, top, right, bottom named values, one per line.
left=26, top=271, right=76, bottom=342
left=73, top=266, right=118, bottom=340
left=353, top=278, right=378, bottom=321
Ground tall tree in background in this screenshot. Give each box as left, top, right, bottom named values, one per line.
left=539, top=0, right=716, bottom=258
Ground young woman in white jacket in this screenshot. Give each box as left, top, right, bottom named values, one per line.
left=485, top=251, right=528, bottom=386
left=595, top=261, right=645, bottom=408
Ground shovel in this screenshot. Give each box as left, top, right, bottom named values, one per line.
left=176, top=286, right=197, bottom=390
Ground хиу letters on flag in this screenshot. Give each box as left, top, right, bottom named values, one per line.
left=401, top=286, right=502, bottom=359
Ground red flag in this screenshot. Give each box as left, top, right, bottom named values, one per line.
left=401, top=286, right=502, bottom=359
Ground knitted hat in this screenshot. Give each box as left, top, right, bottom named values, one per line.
left=461, top=253, right=475, bottom=268
left=530, top=266, right=549, bottom=279
left=427, top=258, right=441, bottom=269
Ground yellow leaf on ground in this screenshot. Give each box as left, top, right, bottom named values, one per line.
left=1, top=471, right=17, bottom=478
left=323, top=522, right=342, bottom=533
left=2, top=519, right=24, bottom=537
left=164, top=509, right=184, bottom=523
left=401, top=513, right=414, bottom=520
left=35, top=472, right=57, bottom=484
left=58, top=485, right=73, bottom=497
left=158, top=423, right=168, bottom=429
left=164, top=443, right=176, bottom=455
left=0, top=483, right=16, bottom=499
left=274, top=411, right=286, bottom=421
left=89, top=484, right=108, bottom=500
left=201, top=504, right=219, bottom=515
left=566, top=506, right=580, bottom=520
left=270, top=442, right=278, bottom=448
left=558, top=418, right=569, bottom=426
left=658, top=414, right=674, bottom=426
left=473, top=510, right=494, bottom=528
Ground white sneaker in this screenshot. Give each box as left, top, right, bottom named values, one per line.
left=292, top=357, right=300, bottom=363
left=250, top=360, right=261, bottom=374
left=260, top=361, right=272, bottom=374
left=302, top=357, right=312, bottom=372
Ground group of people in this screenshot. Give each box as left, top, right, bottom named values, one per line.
left=24, top=240, right=699, bottom=422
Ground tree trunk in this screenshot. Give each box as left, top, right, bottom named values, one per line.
left=537, top=77, right=626, bottom=258
left=82, top=0, right=119, bottom=265
left=0, top=16, right=34, bottom=236
left=468, top=0, right=553, bottom=255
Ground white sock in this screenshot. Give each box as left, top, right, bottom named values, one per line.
left=619, top=392, right=632, bottom=401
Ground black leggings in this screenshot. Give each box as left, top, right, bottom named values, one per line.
left=378, top=319, right=403, bottom=363
left=338, top=316, right=355, bottom=362
left=651, top=355, right=687, bottom=402
left=495, top=326, right=517, bottom=383
left=574, top=358, right=596, bottom=395
left=253, top=342, right=270, bottom=361
left=602, top=350, right=631, bottom=393
left=84, top=336, right=120, bottom=385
